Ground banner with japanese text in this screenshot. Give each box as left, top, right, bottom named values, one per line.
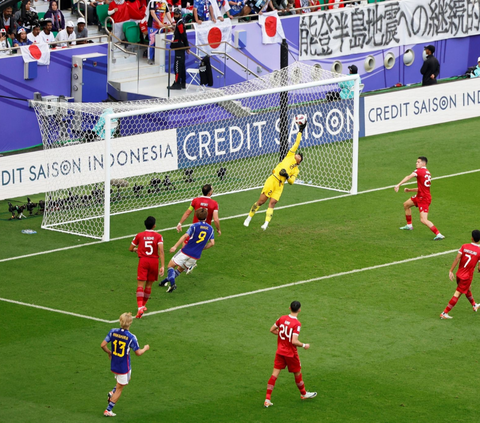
left=299, top=0, right=480, bottom=60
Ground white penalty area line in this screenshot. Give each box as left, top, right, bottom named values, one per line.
left=0, top=297, right=112, bottom=323
left=1, top=167, right=478, bottom=266
left=0, top=248, right=458, bottom=323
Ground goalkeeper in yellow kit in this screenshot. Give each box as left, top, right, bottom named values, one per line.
left=243, top=118, right=306, bottom=231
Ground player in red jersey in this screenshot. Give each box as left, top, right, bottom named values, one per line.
left=440, top=230, right=480, bottom=319
left=264, top=301, right=317, bottom=408
left=176, top=184, right=221, bottom=235
left=394, top=156, right=445, bottom=240
left=129, top=216, right=165, bottom=319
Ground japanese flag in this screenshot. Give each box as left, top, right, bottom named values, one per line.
left=21, top=43, right=50, bottom=66
left=194, top=19, right=232, bottom=55
left=259, top=11, right=285, bottom=44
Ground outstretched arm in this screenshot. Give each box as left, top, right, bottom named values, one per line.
left=394, top=173, right=415, bottom=192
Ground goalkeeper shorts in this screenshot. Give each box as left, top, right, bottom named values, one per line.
left=262, top=175, right=284, bottom=201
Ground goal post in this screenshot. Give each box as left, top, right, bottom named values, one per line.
left=33, top=62, right=360, bottom=241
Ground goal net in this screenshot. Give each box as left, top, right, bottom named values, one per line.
left=33, top=62, right=359, bottom=241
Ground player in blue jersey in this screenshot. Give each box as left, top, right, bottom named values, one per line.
left=101, top=312, right=150, bottom=417
left=162, top=208, right=215, bottom=293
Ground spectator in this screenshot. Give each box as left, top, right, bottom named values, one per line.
left=80, top=0, right=100, bottom=26
left=328, top=0, right=343, bottom=8
left=14, top=0, right=39, bottom=32
left=0, top=28, right=9, bottom=54
left=326, top=64, right=361, bottom=100
left=74, top=17, right=88, bottom=44
left=147, top=0, right=172, bottom=63
left=228, top=0, right=245, bottom=16
left=193, top=0, right=215, bottom=23
left=27, top=22, right=41, bottom=42
left=243, top=0, right=274, bottom=16
left=39, top=19, right=55, bottom=45
left=272, top=0, right=288, bottom=14
left=420, top=44, right=439, bottom=86
left=214, top=0, right=232, bottom=20
left=45, top=1, right=65, bottom=32
left=0, top=7, right=18, bottom=40
left=109, top=0, right=132, bottom=40
left=56, top=20, right=76, bottom=46
left=470, top=57, right=480, bottom=78
left=13, top=27, right=32, bottom=46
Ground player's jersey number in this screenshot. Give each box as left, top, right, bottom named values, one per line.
left=113, top=340, right=126, bottom=357
left=464, top=254, right=472, bottom=268
left=144, top=240, right=153, bottom=255
left=424, top=174, right=431, bottom=187
left=279, top=324, right=294, bottom=343
left=196, top=231, right=207, bottom=244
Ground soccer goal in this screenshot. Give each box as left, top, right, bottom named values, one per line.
left=32, top=62, right=360, bottom=241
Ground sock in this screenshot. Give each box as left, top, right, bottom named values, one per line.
left=160, top=277, right=168, bottom=284
left=143, top=287, right=151, bottom=307
left=175, top=269, right=180, bottom=277
left=168, top=267, right=176, bottom=286
left=444, top=296, right=459, bottom=314
left=265, top=207, right=274, bottom=223
left=136, top=287, right=144, bottom=309
left=406, top=215, right=412, bottom=225
left=466, top=291, right=476, bottom=306
left=266, top=375, right=277, bottom=400
left=430, top=225, right=440, bottom=235
left=295, top=373, right=307, bottom=395
left=106, top=401, right=116, bottom=412
left=111, top=386, right=117, bottom=394
left=248, top=202, right=260, bottom=218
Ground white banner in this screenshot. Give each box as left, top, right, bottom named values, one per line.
left=364, top=78, right=480, bottom=136
left=299, top=0, right=480, bottom=59
left=0, top=130, right=178, bottom=200
left=194, top=19, right=232, bottom=55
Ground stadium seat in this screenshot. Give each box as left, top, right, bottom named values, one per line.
left=96, top=4, right=111, bottom=30
left=38, top=12, right=45, bottom=20
left=122, top=21, right=137, bottom=34
left=124, top=24, right=141, bottom=44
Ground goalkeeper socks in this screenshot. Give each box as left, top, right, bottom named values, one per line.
left=143, top=287, right=151, bottom=307
left=168, top=267, right=176, bottom=286
left=265, top=207, right=274, bottom=223
left=266, top=375, right=277, bottom=400
left=136, top=287, right=144, bottom=309
left=295, top=373, right=307, bottom=395
left=249, top=202, right=260, bottom=218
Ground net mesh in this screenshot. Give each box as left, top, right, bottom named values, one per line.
left=33, top=62, right=357, bottom=240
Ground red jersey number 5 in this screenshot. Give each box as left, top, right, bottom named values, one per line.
left=279, top=324, right=293, bottom=343
left=144, top=240, right=153, bottom=255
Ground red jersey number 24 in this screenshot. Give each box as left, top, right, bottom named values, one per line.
left=279, top=324, right=293, bottom=343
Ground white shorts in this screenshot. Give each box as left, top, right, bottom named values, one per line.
left=114, top=370, right=131, bottom=385
left=173, top=251, right=197, bottom=270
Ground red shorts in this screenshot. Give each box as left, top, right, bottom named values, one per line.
left=456, top=276, right=473, bottom=294
left=274, top=352, right=301, bottom=373
left=411, top=196, right=430, bottom=213
left=137, top=257, right=159, bottom=282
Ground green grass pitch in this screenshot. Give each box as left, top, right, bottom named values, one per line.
left=1, top=117, right=480, bottom=422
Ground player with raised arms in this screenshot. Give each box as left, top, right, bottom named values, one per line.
left=440, top=230, right=480, bottom=319
left=394, top=156, right=445, bottom=240
left=101, top=312, right=150, bottom=417
left=162, top=208, right=215, bottom=293
left=264, top=300, right=317, bottom=408
left=129, top=216, right=165, bottom=319
left=243, top=115, right=307, bottom=231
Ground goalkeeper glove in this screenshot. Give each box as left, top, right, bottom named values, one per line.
left=279, top=169, right=288, bottom=178
left=298, top=118, right=308, bottom=133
